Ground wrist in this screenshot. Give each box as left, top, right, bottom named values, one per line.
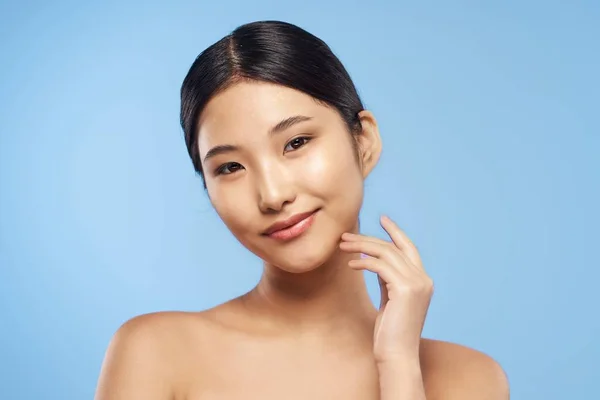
left=376, top=355, right=422, bottom=374
left=375, top=349, right=421, bottom=368
left=377, top=357, right=426, bottom=400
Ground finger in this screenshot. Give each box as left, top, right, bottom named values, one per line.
left=339, top=240, right=408, bottom=271
left=342, top=232, right=421, bottom=273
left=348, top=257, right=402, bottom=287
left=341, top=232, right=391, bottom=247
left=340, top=241, right=420, bottom=277
left=380, top=215, right=422, bottom=268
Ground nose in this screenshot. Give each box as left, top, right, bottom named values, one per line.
left=256, top=164, right=297, bottom=213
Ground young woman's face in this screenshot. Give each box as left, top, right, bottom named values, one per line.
left=197, top=81, right=370, bottom=272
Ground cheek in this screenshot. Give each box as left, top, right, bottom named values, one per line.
left=304, top=139, right=360, bottom=185
left=302, top=138, right=364, bottom=212
left=209, top=189, right=255, bottom=238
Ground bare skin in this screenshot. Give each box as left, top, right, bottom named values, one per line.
left=95, top=81, right=509, bottom=399
left=95, top=304, right=508, bottom=399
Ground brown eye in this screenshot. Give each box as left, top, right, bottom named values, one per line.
left=216, top=162, right=243, bottom=175
left=284, top=137, right=311, bottom=152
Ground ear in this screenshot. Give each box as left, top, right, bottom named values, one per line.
left=355, top=110, right=382, bottom=178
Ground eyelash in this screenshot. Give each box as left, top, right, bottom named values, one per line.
left=284, top=136, right=312, bottom=152
left=214, top=136, right=312, bottom=176
left=215, top=162, right=243, bottom=176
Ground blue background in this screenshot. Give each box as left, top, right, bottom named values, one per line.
left=1, top=1, right=598, bottom=398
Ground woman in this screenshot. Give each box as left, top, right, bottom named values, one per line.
left=95, top=21, right=509, bottom=399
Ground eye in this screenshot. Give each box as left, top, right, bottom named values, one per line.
left=284, top=136, right=311, bottom=152
left=215, top=162, right=244, bottom=175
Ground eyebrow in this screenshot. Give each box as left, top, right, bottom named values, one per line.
left=268, top=115, right=313, bottom=136
left=203, top=115, right=313, bottom=162
left=203, top=144, right=239, bottom=163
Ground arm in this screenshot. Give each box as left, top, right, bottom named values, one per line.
left=378, top=357, right=427, bottom=400
left=340, top=216, right=432, bottom=399
left=340, top=217, right=509, bottom=399
left=378, top=344, right=509, bottom=400
left=94, top=315, right=174, bottom=400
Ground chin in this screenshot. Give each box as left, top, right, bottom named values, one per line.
left=272, top=253, right=328, bottom=274
left=264, top=235, right=341, bottom=274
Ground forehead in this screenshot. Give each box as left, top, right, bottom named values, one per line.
left=197, top=81, right=332, bottom=149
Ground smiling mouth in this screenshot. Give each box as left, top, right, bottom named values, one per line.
left=263, top=210, right=319, bottom=241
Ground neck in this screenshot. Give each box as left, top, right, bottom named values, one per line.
left=242, top=246, right=377, bottom=338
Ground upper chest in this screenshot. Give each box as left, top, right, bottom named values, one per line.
left=184, top=360, right=380, bottom=400
left=177, top=335, right=381, bottom=400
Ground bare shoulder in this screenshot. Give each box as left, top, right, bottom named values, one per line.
left=420, top=338, right=510, bottom=400
left=94, top=310, right=223, bottom=400
left=102, top=310, right=210, bottom=358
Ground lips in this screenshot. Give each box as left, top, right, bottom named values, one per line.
left=262, top=210, right=318, bottom=241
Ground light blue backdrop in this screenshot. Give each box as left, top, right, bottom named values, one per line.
left=1, top=1, right=598, bottom=399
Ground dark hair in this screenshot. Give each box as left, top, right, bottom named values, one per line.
left=180, top=20, right=365, bottom=186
